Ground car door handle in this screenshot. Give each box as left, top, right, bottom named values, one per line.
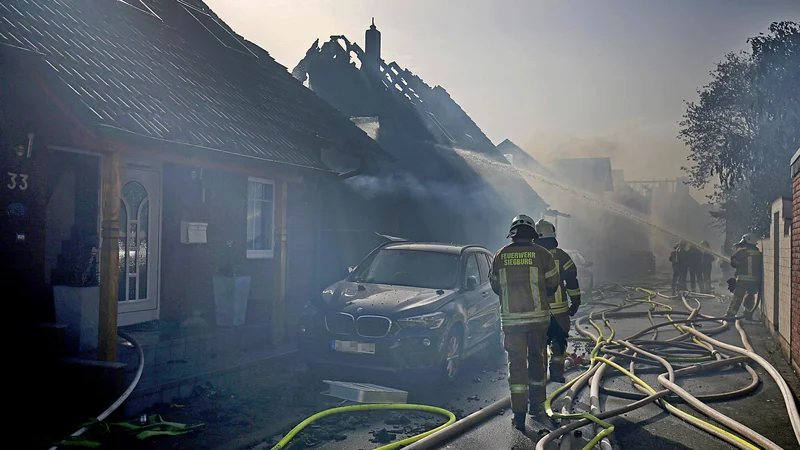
left=482, top=291, right=490, bottom=297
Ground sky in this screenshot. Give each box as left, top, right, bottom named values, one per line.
left=205, top=0, right=800, bottom=200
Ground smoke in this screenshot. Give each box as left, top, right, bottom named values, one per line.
left=345, top=172, right=501, bottom=205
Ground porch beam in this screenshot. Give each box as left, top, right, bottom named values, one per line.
left=98, top=152, right=121, bottom=362
left=272, top=180, right=289, bottom=344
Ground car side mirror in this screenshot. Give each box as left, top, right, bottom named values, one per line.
left=348, top=266, right=356, bottom=273
left=466, top=276, right=479, bottom=291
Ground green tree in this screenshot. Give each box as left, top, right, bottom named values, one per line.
left=679, top=21, right=799, bottom=239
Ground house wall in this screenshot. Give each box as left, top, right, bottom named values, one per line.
left=760, top=198, right=792, bottom=359
left=791, top=152, right=800, bottom=373
left=159, top=162, right=317, bottom=337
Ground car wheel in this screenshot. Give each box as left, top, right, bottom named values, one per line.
left=440, top=328, right=463, bottom=382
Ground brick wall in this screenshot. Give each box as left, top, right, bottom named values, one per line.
left=791, top=172, right=800, bottom=370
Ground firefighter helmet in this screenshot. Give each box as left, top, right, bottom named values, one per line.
left=535, top=219, right=557, bottom=239
left=735, top=233, right=758, bottom=247
left=507, top=214, right=536, bottom=238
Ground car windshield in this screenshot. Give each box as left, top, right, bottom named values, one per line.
left=350, top=249, right=460, bottom=290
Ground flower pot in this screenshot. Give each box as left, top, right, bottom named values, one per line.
left=212, top=276, right=251, bottom=326
left=53, top=285, right=100, bottom=355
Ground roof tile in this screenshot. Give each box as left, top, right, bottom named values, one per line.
left=0, top=0, right=387, bottom=169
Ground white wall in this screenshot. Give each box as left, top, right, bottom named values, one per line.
left=760, top=197, right=792, bottom=351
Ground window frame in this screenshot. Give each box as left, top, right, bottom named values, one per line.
left=246, top=176, right=275, bottom=260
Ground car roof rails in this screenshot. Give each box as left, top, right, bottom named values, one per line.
left=459, top=244, right=486, bottom=255
left=375, top=232, right=410, bottom=248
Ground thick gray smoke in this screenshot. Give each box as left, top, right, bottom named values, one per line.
left=345, top=172, right=501, bottom=206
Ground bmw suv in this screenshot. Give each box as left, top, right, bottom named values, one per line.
left=298, top=240, right=501, bottom=381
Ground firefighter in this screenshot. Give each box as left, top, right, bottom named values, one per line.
left=685, top=243, right=703, bottom=293
left=669, top=241, right=688, bottom=294
left=490, top=214, right=560, bottom=431
left=534, top=219, right=581, bottom=384
left=700, top=240, right=715, bottom=294
left=724, top=233, right=763, bottom=320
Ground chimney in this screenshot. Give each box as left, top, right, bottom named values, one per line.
left=365, top=18, right=381, bottom=65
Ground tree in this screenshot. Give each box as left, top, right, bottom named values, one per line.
left=679, top=21, right=800, bottom=239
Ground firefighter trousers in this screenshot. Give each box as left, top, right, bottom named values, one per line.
left=503, top=323, right=549, bottom=414
left=725, top=281, right=759, bottom=317
left=547, top=312, right=570, bottom=379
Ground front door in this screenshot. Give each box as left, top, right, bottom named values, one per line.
left=117, top=161, right=161, bottom=326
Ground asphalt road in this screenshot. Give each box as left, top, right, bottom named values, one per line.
left=261, top=277, right=800, bottom=450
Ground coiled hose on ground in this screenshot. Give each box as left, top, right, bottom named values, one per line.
left=274, top=281, right=800, bottom=450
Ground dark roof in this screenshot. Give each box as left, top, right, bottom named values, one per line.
left=383, top=242, right=486, bottom=254
left=0, top=0, right=389, bottom=171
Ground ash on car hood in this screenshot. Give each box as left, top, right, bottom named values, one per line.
left=325, top=281, right=454, bottom=316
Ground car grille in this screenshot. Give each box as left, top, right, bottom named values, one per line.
left=325, top=312, right=355, bottom=335
left=357, top=315, right=392, bottom=338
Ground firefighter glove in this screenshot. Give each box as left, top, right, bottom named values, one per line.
left=726, top=278, right=737, bottom=293
left=568, top=298, right=581, bottom=316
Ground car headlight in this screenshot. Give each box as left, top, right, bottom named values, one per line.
left=397, top=312, right=447, bottom=329
left=321, top=287, right=335, bottom=303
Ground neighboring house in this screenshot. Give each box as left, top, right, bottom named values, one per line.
left=1, top=0, right=389, bottom=419
left=292, top=21, right=546, bottom=283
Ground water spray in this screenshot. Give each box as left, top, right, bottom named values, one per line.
left=451, top=148, right=732, bottom=263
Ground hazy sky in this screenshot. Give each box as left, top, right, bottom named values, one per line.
left=206, top=0, right=799, bottom=189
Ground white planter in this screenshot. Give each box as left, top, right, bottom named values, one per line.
left=212, top=276, right=251, bottom=326
left=53, top=285, right=100, bottom=355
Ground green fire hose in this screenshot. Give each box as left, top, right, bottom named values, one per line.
left=270, top=403, right=456, bottom=450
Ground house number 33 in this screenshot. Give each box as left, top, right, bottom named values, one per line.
left=7, top=172, right=29, bottom=190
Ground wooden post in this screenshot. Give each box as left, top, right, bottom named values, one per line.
left=272, top=180, right=289, bottom=344
left=98, top=153, right=121, bottom=362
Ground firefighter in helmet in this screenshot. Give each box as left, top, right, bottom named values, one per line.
left=490, top=215, right=560, bottom=431
left=725, top=233, right=762, bottom=319
left=535, top=219, right=581, bottom=383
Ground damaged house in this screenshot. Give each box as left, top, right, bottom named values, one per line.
left=1, top=0, right=390, bottom=424
left=292, top=21, right=547, bottom=286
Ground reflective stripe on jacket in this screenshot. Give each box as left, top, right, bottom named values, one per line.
left=490, top=242, right=559, bottom=328
left=548, top=248, right=578, bottom=315
left=731, top=247, right=763, bottom=283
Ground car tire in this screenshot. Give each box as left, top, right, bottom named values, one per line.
left=438, top=327, right=463, bottom=383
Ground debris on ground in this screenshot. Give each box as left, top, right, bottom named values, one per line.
left=467, top=395, right=480, bottom=401
left=369, top=428, right=397, bottom=444
left=385, top=415, right=411, bottom=426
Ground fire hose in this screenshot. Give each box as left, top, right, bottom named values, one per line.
left=406, top=283, right=800, bottom=450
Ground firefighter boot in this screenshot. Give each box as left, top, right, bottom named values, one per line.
left=529, top=405, right=555, bottom=430
left=513, top=412, right=526, bottom=431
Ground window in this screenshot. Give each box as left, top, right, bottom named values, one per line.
left=246, top=177, right=274, bottom=259
left=477, top=253, right=491, bottom=284
left=464, top=254, right=480, bottom=286
left=350, top=249, right=460, bottom=290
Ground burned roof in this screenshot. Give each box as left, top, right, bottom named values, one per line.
left=496, top=139, right=555, bottom=178
left=0, top=0, right=389, bottom=171
left=293, top=28, right=546, bottom=214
